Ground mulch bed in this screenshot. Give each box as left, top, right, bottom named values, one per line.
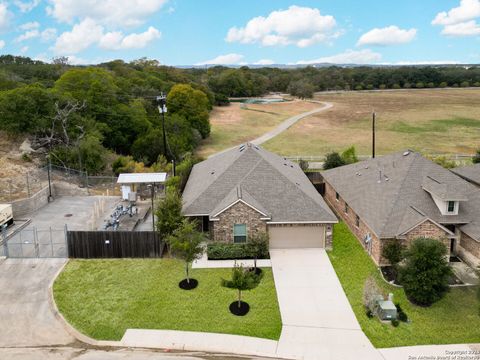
left=381, top=266, right=399, bottom=284
left=229, top=301, right=250, bottom=316
left=179, top=278, right=198, bottom=290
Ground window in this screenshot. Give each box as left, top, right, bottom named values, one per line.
left=344, top=203, right=349, bottom=214
left=335, top=192, right=340, bottom=201
left=233, top=224, right=247, bottom=243
left=355, top=215, right=360, bottom=227
left=447, top=201, right=455, bottom=213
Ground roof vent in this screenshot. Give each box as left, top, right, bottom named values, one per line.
left=290, top=165, right=294, bottom=168
left=403, top=151, right=410, bottom=156
left=254, top=145, right=259, bottom=150
left=210, top=170, right=215, bottom=175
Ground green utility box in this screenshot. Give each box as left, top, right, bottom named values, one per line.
left=377, top=300, right=397, bottom=320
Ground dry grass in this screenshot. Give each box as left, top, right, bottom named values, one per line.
left=196, top=100, right=320, bottom=158
left=263, top=89, right=480, bottom=157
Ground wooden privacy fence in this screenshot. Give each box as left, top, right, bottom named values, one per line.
left=67, top=231, right=164, bottom=258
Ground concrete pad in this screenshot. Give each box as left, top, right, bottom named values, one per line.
left=121, top=329, right=279, bottom=358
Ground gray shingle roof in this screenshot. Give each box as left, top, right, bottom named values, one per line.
left=321, top=151, right=480, bottom=239
left=452, top=163, right=480, bottom=187
left=182, top=144, right=337, bottom=223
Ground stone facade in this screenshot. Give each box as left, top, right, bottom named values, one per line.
left=210, top=201, right=267, bottom=243
left=460, top=231, right=480, bottom=259
left=324, top=180, right=451, bottom=265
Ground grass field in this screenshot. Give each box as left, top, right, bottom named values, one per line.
left=196, top=100, right=320, bottom=158
left=53, top=259, right=282, bottom=341
left=259, top=89, right=480, bottom=157
left=328, top=222, right=480, bottom=348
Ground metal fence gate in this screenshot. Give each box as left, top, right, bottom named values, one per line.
left=2, top=226, right=68, bottom=258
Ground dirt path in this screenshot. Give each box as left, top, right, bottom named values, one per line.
left=209, top=101, right=332, bottom=158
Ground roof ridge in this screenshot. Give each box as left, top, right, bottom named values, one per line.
left=378, top=152, right=420, bottom=237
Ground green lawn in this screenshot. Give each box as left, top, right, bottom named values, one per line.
left=328, top=222, right=480, bottom=348
left=53, top=259, right=282, bottom=341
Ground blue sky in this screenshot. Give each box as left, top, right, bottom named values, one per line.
left=1, top=0, right=480, bottom=65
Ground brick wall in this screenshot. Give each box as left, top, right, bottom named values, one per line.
left=324, top=181, right=384, bottom=264
left=459, top=231, right=480, bottom=259
left=403, top=220, right=451, bottom=257
left=211, top=201, right=267, bottom=243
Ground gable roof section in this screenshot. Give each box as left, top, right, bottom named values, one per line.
left=422, top=176, right=468, bottom=201
left=452, top=163, right=480, bottom=187
left=182, top=144, right=337, bottom=223
left=321, top=150, right=480, bottom=239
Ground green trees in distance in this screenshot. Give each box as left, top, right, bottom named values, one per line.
left=323, top=146, right=359, bottom=170
left=398, top=238, right=452, bottom=306
left=167, top=219, right=205, bottom=286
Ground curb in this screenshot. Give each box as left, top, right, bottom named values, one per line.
left=48, top=259, right=122, bottom=348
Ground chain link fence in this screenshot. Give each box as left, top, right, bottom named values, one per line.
left=0, top=164, right=121, bottom=202
left=1, top=226, right=67, bottom=258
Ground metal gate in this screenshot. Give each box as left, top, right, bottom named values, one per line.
left=2, top=226, right=68, bottom=258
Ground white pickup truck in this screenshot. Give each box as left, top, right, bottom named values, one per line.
left=0, top=204, right=13, bottom=228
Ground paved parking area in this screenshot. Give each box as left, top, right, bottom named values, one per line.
left=270, top=248, right=383, bottom=360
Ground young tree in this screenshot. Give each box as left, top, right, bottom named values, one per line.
left=247, top=232, right=269, bottom=274
left=341, top=146, right=359, bottom=164
left=323, top=152, right=346, bottom=170
left=398, top=238, right=452, bottom=306
left=155, top=190, right=183, bottom=239
left=167, top=219, right=205, bottom=288
left=221, top=264, right=261, bottom=315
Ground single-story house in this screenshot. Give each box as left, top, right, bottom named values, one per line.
left=182, top=143, right=337, bottom=249
left=452, top=163, right=480, bottom=188
left=321, top=150, right=480, bottom=266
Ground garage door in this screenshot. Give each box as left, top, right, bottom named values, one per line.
left=268, top=225, right=325, bottom=249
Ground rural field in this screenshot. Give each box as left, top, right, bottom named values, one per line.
left=195, top=99, right=320, bottom=158
left=264, top=89, right=480, bottom=157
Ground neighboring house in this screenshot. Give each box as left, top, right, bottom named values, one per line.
left=182, top=143, right=337, bottom=249
left=452, top=163, right=480, bottom=188
left=321, top=150, right=480, bottom=267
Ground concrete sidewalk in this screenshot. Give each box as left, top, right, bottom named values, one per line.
left=192, top=252, right=271, bottom=269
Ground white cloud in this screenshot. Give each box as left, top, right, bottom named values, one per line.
left=53, top=18, right=103, bottom=54
left=19, top=21, right=40, bottom=30
left=382, top=60, right=460, bottom=65
left=226, top=5, right=339, bottom=47
left=0, top=40, right=5, bottom=49
left=195, top=53, right=245, bottom=65
left=297, top=49, right=382, bottom=65
left=99, top=26, right=161, bottom=50
left=441, top=20, right=480, bottom=36
left=41, top=28, right=57, bottom=41
left=357, top=26, right=417, bottom=46
left=0, top=3, right=12, bottom=31
left=15, top=29, right=40, bottom=42
left=432, top=0, right=480, bottom=26
left=47, top=0, right=168, bottom=27
left=20, top=46, right=29, bottom=54
left=14, top=0, right=41, bottom=12
left=253, top=59, right=275, bottom=65
left=432, top=0, right=480, bottom=37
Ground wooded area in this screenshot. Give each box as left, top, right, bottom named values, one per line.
left=1, top=55, right=479, bottom=174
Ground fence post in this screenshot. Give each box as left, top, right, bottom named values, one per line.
left=26, top=172, right=31, bottom=198
left=1, top=224, right=8, bottom=258
left=34, top=227, right=39, bottom=258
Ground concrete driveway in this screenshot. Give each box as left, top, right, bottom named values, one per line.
left=270, top=248, right=383, bottom=360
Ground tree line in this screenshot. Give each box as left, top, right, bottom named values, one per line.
left=1, top=55, right=480, bottom=174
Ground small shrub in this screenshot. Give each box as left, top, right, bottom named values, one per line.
left=207, top=243, right=269, bottom=260
left=398, top=238, right=452, bottom=306
left=365, top=309, right=374, bottom=318
left=391, top=319, right=400, bottom=327
left=473, top=149, right=480, bottom=164
left=22, top=153, right=32, bottom=162
left=323, top=152, right=346, bottom=170
left=382, top=240, right=405, bottom=266
left=395, top=303, right=408, bottom=322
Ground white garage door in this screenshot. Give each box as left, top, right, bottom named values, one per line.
left=268, top=225, right=325, bottom=249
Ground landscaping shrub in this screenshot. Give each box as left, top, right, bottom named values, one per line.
left=207, top=243, right=269, bottom=260
left=398, top=238, right=452, bottom=306
left=395, top=303, right=409, bottom=322
left=323, top=152, right=346, bottom=170
left=391, top=319, right=400, bottom=327
left=382, top=240, right=405, bottom=266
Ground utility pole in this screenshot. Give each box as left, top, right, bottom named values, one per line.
left=372, top=111, right=376, bottom=159
left=156, top=93, right=168, bottom=158
left=47, top=155, right=53, bottom=202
